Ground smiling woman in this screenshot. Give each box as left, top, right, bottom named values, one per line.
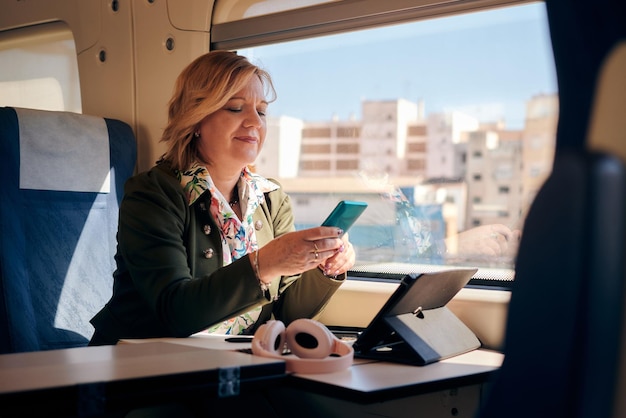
left=89, top=50, right=356, bottom=344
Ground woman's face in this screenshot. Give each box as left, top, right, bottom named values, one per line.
left=197, top=76, right=268, bottom=171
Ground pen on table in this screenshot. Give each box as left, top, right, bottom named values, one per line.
left=225, top=336, right=254, bottom=343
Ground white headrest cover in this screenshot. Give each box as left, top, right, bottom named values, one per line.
left=16, top=107, right=110, bottom=193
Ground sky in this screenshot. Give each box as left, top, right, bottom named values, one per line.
left=240, top=3, right=557, bottom=130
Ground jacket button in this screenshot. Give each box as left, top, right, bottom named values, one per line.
left=203, top=224, right=211, bottom=235
left=254, top=220, right=263, bottom=230
left=203, top=248, right=214, bottom=259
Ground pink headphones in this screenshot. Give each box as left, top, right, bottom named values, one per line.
left=251, top=318, right=354, bottom=374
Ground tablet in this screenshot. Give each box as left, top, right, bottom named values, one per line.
left=352, top=268, right=480, bottom=365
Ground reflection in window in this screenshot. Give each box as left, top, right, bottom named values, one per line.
left=243, top=3, right=557, bottom=272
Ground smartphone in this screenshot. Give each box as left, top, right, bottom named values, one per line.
left=321, top=200, right=368, bottom=234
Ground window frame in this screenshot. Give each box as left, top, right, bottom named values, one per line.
left=211, top=0, right=535, bottom=50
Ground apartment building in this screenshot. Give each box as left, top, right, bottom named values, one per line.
left=256, top=95, right=557, bottom=251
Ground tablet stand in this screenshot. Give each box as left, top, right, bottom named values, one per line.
left=352, top=269, right=481, bottom=365
left=356, top=304, right=480, bottom=365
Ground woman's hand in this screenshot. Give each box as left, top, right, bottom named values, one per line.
left=317, top=232, right=355, bottom=277
left=256, top=226, right=347, bottom=282
left=445, top=224, right=521, bottom=257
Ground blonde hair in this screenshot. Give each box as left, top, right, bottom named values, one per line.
left=160, top=50, right=276, bottom=171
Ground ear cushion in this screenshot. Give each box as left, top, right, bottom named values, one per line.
left=285, top=318, right=334, bottom=359
left=251, top=319, right=354, bottom=374
left=252, top=320, right=286, bottom=356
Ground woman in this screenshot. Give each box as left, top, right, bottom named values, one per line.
left=89, top=51, right=355, bottom=345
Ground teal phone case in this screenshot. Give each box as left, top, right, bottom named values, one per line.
left=321, top=200, right=368, bottom=233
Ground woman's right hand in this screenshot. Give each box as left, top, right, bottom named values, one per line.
left=255, top=226, right=345, bottom=282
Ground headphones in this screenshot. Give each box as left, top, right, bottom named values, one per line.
left=251, top=318, right=354, bottom=374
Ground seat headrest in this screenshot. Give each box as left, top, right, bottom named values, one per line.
left=16, top=107, right=111, bottom=193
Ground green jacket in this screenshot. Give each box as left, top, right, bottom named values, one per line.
left=90, top=163, right=344, bottom=343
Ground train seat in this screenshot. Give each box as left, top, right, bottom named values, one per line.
left=477, top=149, right=626, bottom=418
left=0, top=107, right=136, bottom=353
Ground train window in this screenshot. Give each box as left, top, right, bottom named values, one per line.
left=0, top=22, right=81, bottom=112
left=240, top=1, right=558, bottom=285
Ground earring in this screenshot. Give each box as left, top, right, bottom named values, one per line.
left=194, top=131, right=200, bottom=138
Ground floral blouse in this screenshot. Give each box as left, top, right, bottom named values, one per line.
left=177, top=163, right=279, bottom=334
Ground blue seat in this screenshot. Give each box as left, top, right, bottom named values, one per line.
left=0, top=107, right=136, bottom=353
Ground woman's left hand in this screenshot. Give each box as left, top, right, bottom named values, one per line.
left=317, top=232, right=355, bottom=277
